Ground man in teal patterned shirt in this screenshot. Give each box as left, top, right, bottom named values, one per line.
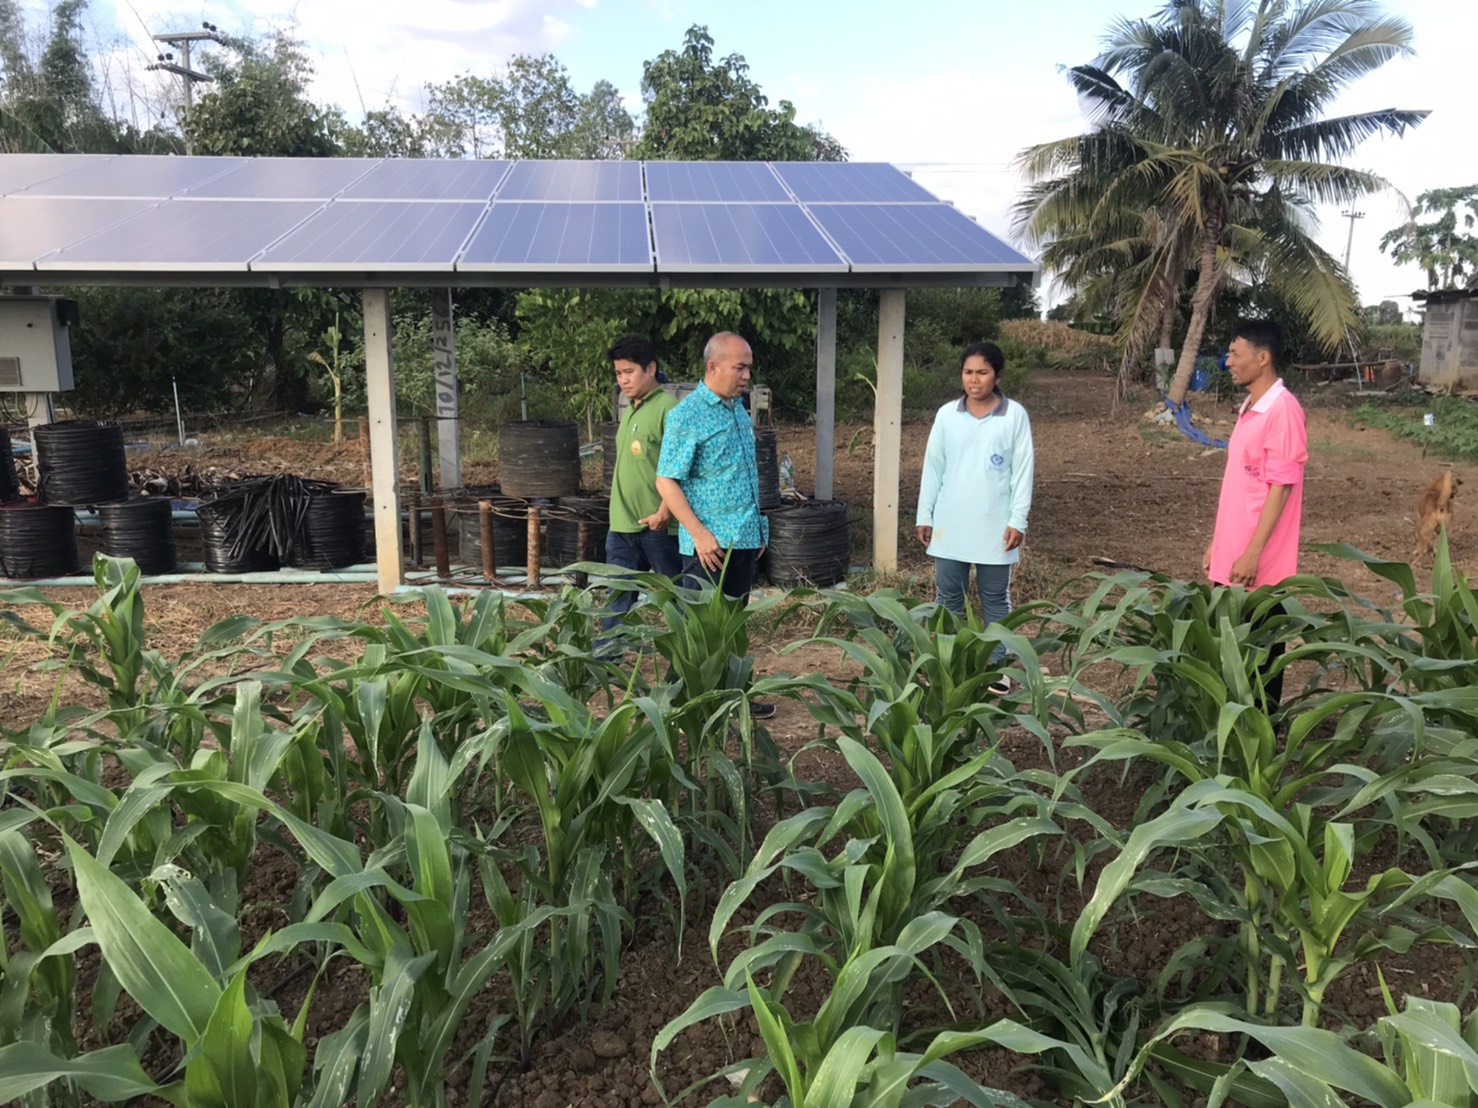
left=656, top=331, right=774, bottom=716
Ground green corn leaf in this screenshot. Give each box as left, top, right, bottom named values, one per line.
left=614, top=796, right=686, bottom=951
left=184, top=969, right=258, bottom=1108
left=746, top=971, right=805, bottom=1104
left=809, top=1025, right=890, bottom=1104
left=307, top=1007, right=369, bottom=1108
left=0, top=1041, right=166, bottom=1102
left=67, top=836, right=220, bottom=1044
left=650, top=985, right=749, bottom=1073
left=356, top=944, right=435, bottom=1108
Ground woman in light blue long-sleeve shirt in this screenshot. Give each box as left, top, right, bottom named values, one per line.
left=914, top=341, right=1035, bottom=692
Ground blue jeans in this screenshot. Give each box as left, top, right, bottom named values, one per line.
left=682, top=547, right=760, bottom=606
left=602, top=529, right=683, bottom=630
left=934, top=558, right=1012, bottom=663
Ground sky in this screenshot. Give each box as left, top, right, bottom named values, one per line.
left=61, top=0, right=1478, bottom=314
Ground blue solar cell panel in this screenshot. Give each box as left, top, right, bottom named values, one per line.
left=36, top=199, right=325, bottom=271
left=458, top=203, right=651, bottom=271
left=645, top=162, right=789, bottom=203
left=806, top=203, right=1033, bottom=271
left=0, top=197, right=161, bottom=267
left=339, top=160, right=511, bottom=201
left=773, top=162, right=936, bottom=203
left=184, top=158, right=378, bottom=199
left=651, top=204, right=846, bottom=272
left=0, top=154, right=117, bottom=197
left=20, top=156, right=246, bottom=198
left=497, top=161, right=641, bottom=202
left=255, top=200, right=485, bottom=271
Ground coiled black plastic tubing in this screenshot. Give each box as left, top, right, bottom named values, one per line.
left=99, top=498, right=177, bottom=576
left=290, top=491, right=366, bottom=570
left=499, top=421, right=581, bottom=499
left=34, top=421, right=129, bottom=506
left=762, top=499, right=852, bottom=587
left=0, top=504, right=81, bottom=578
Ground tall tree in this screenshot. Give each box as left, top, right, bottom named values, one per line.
left=1380, top=185, right=1478, bottom=291
left=1015, top=0, right=1426, bottom=405
left=0, top=0, right=114, bottom=152
left=634, top=25, right=846, bottom=162
left=423, top=56, right=634, bottom=159
left=188, top=32, right=345, bottom=157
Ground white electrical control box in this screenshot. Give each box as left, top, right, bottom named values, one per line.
left=0, top=296, right=78, bottom=393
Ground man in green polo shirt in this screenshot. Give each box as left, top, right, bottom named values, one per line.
left=602, top=332, right=682, bottom=631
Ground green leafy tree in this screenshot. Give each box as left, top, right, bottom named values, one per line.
left=0, top=0, right=116, bottom=152
left=423, top=56, right=634, bottom=159
left=1380, top=185, right=1478, bottom=290
left=1016, top=0, right=1425, bottom=407
left=634, top=25, right=845, bottom=162
left=188, top=32, right=345, bottom=157
left=342, top=105, right=432, bottom=158
left=1363, top=299, right=1404, bottom=326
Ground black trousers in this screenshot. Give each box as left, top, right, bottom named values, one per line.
left=681, top=548, right=760, bottom=606
left=1253, top=601, right=1288, bottom=711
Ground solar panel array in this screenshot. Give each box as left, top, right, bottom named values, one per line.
left=0, top=154, right=1038, bottom=283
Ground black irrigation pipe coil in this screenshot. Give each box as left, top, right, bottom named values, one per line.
left=499, top=420, right=581, bottom=499
left=99, top=497, right=177, bottom=576
left=34, top=420, right=129, bottom=506
left=0, top=504, right=81, bottom=578
left=290, top=490, right=367, bottom=570
left=197, top=499, right=279, bottom=574
left=198, top=474, right=341, bottom=574
left=600, top=422, right=618, bottom=494
left=761, top=499, right=852, bottom=588
left=545, top=494, right=609, bottom=566
left=0, top=428, right=19, bottom=504
left=754, top=426, right=782, bottom=512
left=448, top=486, right=531, bottom=564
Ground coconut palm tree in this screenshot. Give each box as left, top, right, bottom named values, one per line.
left=1015, top=0, right=1426, bottom=406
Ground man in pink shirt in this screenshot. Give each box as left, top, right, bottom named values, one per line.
left=1202, top=318, right=1307, bottom=707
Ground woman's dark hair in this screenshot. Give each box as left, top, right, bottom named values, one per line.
left=961, top=340, right=1005, bottom=375
left=607, top=332, right=658, bottom=370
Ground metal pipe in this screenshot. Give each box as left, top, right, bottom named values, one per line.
left=408, top=490, right=423, bottom=567
left=172, top=377, right=186, bottom=446
left=479, top=499, right=496, bottom=584
left=574, top=519, right=590, bottom=589
left=430, top=497, right=450, bottom=578
left=526, top=503, right=541, bottom=590
left=418, top=416, right=433, bottom=496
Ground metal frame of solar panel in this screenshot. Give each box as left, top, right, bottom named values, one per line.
left=0, top=154, right=1039, bottom=288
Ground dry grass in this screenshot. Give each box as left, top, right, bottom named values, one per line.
left=1000, top=320, right=1116, bottom=358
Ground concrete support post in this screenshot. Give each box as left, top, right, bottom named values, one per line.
left=872, top=289, right=905, bottom=573
left=363, top=289, right=404, bottom=594
left=815, top=287, right=837, bottom=501
left=430, top=288, right=461, bottom=491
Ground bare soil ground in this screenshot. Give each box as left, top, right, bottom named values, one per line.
left=3, top=370, right=1471, bottom=1106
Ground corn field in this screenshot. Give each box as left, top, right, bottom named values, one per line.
left=4, top=539, right=1478, bottom=1107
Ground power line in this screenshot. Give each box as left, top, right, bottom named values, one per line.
left=146, top=23, right=225, bottom=152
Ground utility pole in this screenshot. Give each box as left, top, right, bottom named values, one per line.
left=147, top=22, right=224, bottom=153
left=1341, top=209, right=1366, bottom=271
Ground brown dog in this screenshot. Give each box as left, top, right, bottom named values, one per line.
left=1415, top=470, right=1460, bottom=561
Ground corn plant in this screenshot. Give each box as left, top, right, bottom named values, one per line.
left=1073, top=777, right=1478, bottom=1026
left=655, top=912, right=1025, bottom=1107
left=0, top=822, right=77, bottom=1081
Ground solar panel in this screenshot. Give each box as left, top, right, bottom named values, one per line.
left=458, top=203, right=651, bottom=271
left=651, top=204, right=846, bottom=272
left=0, top=197, right=161, bottom=268
left=645, top=162, right=789, bottom=203
left=184, top=158, right=379, bottom=199
left=339, top=159, right=511, bottom=201
left=255, top=200, right=486, bottom=271
left=35, top=199, right=326, bottom=271
left=806, top=203, right=1034, bottom=271
left=19, top=156, right=247, bottom=198
left=0, top=154, right=117, bottom=197
left=496, top=160, right=641, bottom=202
left=774, top=162, right=936, bottom=203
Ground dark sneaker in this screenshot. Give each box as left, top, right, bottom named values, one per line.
left=749, top=700, right=777, bottom=720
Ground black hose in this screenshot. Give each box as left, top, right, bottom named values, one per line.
left=0, top=429, right=20, bottom=504
left=545, top=494, right=608, bottom=566
left=498, top=421, right=581, bottom=499
left=600, top=421, right=619, bottom=494
left=98, top=498, right=177, bottom=575
left=289, top=490, right=367, bottom=570
left=755, top=426, right=781, bottom=511
left=197, top=498, right=279, bottom=574
left=761, top=499, right=851, bottom=587
left=34, top=421, right=129, bottom=506
left=199, top=474, right=338, bottom=567
left=452, top=487, right=530, bottom=568
left=0, top=504, right=80, bottom=578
